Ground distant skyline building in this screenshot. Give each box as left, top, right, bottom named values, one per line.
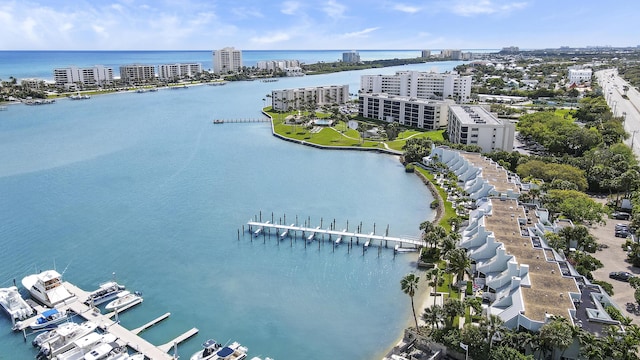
left=212, top=47, right=243, bottom=74
left=256, top=59, right=301, bottom=72
left=421, top=50, right=431, bottom=58
left=158, top=63, right=203, bottom=80
left=119, top=64, right=156, bottom=83
left=358, top=93, right=452, bottom=130
left=447, top=105, right=515, bottom=152
left=360, top=70, right=472, bottom=103
left=53, top=65, right=113, bottom=88
left=342, top=51, right=360, bottom=63
left=440, top=49, right=462, bottom=60
left=271, top=85, right=349, bottom=112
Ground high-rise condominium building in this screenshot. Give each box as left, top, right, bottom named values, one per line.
left=447, top=105, right=514, bottom=152
left=360, top=71, right=472, bottom=103
left=119, top=65, right=156, bottom=83
left=358, top=93, right=452, bottom=130
left=158, top=63, right=203, bottom=80
left=271, top=85, right=349, bottom=112
left=213, top=47, right=243, bottom=74
left=53, top=65, right=114, bottom=88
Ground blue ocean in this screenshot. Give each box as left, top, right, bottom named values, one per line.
left=0, top=51, right=466, bottom=359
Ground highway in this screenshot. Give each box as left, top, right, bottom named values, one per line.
left=596, top=69, right=640, bottom=156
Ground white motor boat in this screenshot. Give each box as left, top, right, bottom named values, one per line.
left=83, top=340, right=123, bottom=360
left=52, top=333, right=117, bottom=360
left=191, top=339, right=221, bottom=360
left=84, top=281, right=126, bottom=306
left=37, top=321, right=100, bottom=359
left=0, top=285, right=34, bottom=325
left=104, top=291, right=143, bottom=311
left=208, top=341, right=248, bottom=360
left=22, top=270, right=76, bottom=307
left=29, top=308, right=69, bottom=330
left=33, top=321, right=80, bottom=347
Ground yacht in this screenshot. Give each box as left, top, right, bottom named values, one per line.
left=83, top=341, right=124, bottom=360
left=33, top=321, right=81, bottom=347
left=22, top=270, right=75, bottom=307
left=36, top=321, right=100, bottom=359
left=208, top=341, right=248, bottom=360
left=104, top=291, right=143, bottom=311
left=0, top=286, right=34, bottom=324
left=84, top=281, right=126, bottom=306
left=51, top=332, right=117, bottom=360
left=29, top=308, right=69, bottom=330
left=190, top=339, right=221, bottom=360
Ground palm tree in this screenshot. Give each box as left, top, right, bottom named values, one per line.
left=538, top=316, right=573, bottom=360
left=447, top=248, right=471, bottom=285
left=442, top=298, right=465, bottom=329
left=401, top=273, right=420, bottom=331
left=421, top=304, right=444, bottom=330
left=425, top=267, right=445, bottom=307
left=482, top=314, right=504, bottom=351
left=439, top=235, right=457, bottom=259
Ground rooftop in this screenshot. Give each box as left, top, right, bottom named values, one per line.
left=450, top=105, right=502, bottom=126
left=485, top=198, right=578, bottom=322
left=459, top=152, right=520, bottom=195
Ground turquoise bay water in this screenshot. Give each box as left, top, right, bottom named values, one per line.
left=0, top=60, right=460, bottom=359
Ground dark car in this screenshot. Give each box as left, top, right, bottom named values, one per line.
left=615, top=230, right=631, bottom=238
left=613, top=212, right=631, bottom=220
left=610, top=271, right=635, bottom=282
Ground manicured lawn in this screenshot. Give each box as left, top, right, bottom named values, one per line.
left=386, top=130, right=445, bottom=151
left=415, top=167, right=457, bottom=233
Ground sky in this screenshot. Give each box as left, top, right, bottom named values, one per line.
left=1, top=0, right=638, bottom=51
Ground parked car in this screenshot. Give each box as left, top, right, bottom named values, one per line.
left=613, top=212, right=631, bottom=220
left=615, top=230, right=631, bottom=238
left=610, top=271, right=635, bottom=282
left=616, top=224, right=629, bottom=231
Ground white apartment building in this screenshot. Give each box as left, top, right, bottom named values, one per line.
left=158, top=63, right=203, bottom=80
left=119, top=65, right=156, bottom=83
left=342, top=51, right=360, bottom=63
left=447, top=105, right=515, bottom=152
left=53, top=65, right=114, bottom=88
left=271, top=85, right=349, bottom=112
left=256, top=60, right=300, bottom=72
left=360, top=71, right=472, bottom=103
left=359, top=93, right=452, bottom=130
left=568, top=66, right=592, bottom=85
left=213, top=47, right=243, bottom=74
left=421, top=50, right=431, bottom=58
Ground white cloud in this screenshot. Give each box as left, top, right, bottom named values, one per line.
left=250, top=32, right=291, bottom=45
left=393, top=4, right=421, bottom=14
left=450, top=0, right=528, bottom=16
left=322, top=0, right=346, bottom=19
left=281, top=1, right=300, bottom=15
left=341, top=27, right=379, bottom=38
left=231, top=7, right=263, bottom=19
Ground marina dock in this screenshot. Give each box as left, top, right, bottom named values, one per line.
left=246, top=220, right=424, bottom=248
left=16, top=282, right=197, bottom=359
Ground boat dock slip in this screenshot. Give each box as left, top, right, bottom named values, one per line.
left=54, top=282, right=195, bottom=360
left=158, top=327, right=199, bottom=352
left=131, top=312, right=171, bottom=335
left=246, top=221, right=425, bottom=248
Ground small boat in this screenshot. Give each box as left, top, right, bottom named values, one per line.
left=0, top=286, right=34, bottom=324
left=104, top=290, right=143, bottom=311
left=22, top=270, right=76, bottom=307
left=30, top=308, right=69, bottom=330
left=83, top=341, right=123, bottom=360
left=84, top=281, right=126, bottom=306
left=209, top=341, right=248, bottom=360
left=213, top=119, right=224, bottom=124
left=190, top=339, right=221, bottom=360
left=69, top=94, right=90, bottom=100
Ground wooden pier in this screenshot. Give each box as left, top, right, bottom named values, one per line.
left=246, top=220, right=424, bottom=248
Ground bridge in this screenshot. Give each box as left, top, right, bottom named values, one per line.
left=246, top=221, right=425, bottom=249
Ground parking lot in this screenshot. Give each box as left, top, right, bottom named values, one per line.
left=590, top=218, right=640, bottom=321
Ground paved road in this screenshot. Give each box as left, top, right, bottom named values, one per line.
left=596, top=69, right=640, bottom=156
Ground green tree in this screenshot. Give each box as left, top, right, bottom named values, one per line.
left=447, top=248, right=471, bottom=284
left=425, top=266, right=445, bottom=307
left=421, top=304, right=444, bottom=330
left=442, top=298, right=465, bottom=329
left=538, top=317, right=573, bottom=360
left=542, top=189, right=607, bottom=224
left=401, top=273, right=420, bottom=331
